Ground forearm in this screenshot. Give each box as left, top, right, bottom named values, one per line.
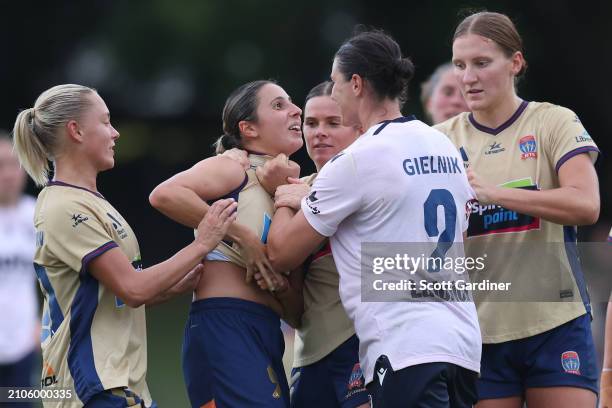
left=490, top=185, right=599, bottom=226
left=135, top=241, right=209, bottom=305
left=274, top=284, right=304, bottom=329
left=267, top=207, right=298, bottom=270
left=150, top=185, right=207, bottom=228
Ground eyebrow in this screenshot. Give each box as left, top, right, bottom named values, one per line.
left=271, top=96, right=292, bottom=104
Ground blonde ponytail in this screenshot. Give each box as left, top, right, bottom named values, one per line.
left=12, top=84, right=95, bottom=187
left=13, top=108, right=50, bottom=187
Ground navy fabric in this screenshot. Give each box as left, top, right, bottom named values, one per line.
left=366, top=356, right=478, bottom=408
left=290, top=335, right=369, bottom=408
left=182, top=297, right=289, bottom=408
left=0, top=351, right=37, bottom=408
left=478, top=314, right=599, bottom=399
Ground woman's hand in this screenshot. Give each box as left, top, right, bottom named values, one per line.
left=467, top=167, right=498, bottom=205
left=221, top=148, right=250, bottom=170
left=274, top=178, right=310, bottom=210
left=256, top=153, right=301, bottom=195
left=254, top=271, right=289, bottom=294
left=194, top=198, right=238, bottom=251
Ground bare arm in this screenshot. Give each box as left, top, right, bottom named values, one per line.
left=150, top=156, right=279, bottom=287
left=469, top=153, right=599, bottom=225
left=89, top=199, right=237, bottom=307
left=267, top=206, right=326, bottom=272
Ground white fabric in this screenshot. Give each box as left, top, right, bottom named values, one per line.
left=301, top=118, right=482, bottom=384
left=0, top=196, right=38, bottom=363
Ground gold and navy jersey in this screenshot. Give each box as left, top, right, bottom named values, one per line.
left=292, top=173, right=355, bottom=367
left=435, top=101, right=600, bottom=343
left=33, top=182, right=151, bottom=407
left=205, top=154, right=281, bottom=272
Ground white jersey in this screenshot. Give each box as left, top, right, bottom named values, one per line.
left=301, top=116, right=481, bottom=384
left=0, top=196, right=38, bottom=363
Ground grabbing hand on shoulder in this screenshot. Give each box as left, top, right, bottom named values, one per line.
left=256, top=153, right=301, bottom=195
left=194, top=198, right=238, bottom=251
left=274, top=178, right=310, bottom=210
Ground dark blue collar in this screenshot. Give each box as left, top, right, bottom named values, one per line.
left=373, top=115, right=417, bottom=135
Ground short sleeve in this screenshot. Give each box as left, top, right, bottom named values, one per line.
left=544, top=106, right=599, bottom=173
left=42, top=201, right=117, bottom=274
left=301, top=152, right=363, bottom=237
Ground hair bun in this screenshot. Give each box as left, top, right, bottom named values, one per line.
left=394, top=58, right=415, bottom=81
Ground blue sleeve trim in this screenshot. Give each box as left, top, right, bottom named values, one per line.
left=555, top=146, right=600, bottom=173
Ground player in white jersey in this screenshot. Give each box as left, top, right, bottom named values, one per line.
left=435, top=11, right=601, bottom=408
left=0, top=133, right=39, bottom=408
left=12, top=84, right=236, bottom=407
left=420, top=63, right=468, bottom=125
left=265, top=30, right=482, bottom=408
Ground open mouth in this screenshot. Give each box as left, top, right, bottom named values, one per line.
left=288, top=124, right=301, bottom=131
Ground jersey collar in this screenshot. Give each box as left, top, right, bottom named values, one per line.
left=468, top=100, right=529, bottom=135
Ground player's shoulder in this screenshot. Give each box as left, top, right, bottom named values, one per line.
left=36, top=185, right=103, bottom=227
left=433, top=113, right=472, bottom=144
left=527, top=101, right=578, bottom=123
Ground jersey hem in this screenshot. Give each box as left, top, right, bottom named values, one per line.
left=292, top=328, right=355, bottom=367
left=481, top=308, right=586, bottom=344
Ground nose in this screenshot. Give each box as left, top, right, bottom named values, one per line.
left=289, top=102, right=302, bottom=118
left=462, top=66, right=477, bottom=85
left=111, top=125, right=120, bottom=140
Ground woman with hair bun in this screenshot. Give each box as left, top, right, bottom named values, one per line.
left=265, top=29, right=482, bottom=407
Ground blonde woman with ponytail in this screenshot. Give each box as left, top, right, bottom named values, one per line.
left=13, top=84, right=237, bottom=408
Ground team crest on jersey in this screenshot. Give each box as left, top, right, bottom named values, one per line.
left=345, top=363, right=366, bottom=398
left=561, top=351, right=580, bottom=375
left=519, top=135, right=537, bottom=159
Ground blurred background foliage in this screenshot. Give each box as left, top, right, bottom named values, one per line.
left=2, top=0, right=610, bottom=406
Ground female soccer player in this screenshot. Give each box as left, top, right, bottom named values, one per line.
left=420, top=62, right=468, bottom=125
left=265, top=29, right=482, bottom=408
left=12, top=84, right=236, bottom=407
left=435, top=11, right=601, bottom=408
left=266, top=81, right=369, bottom=408
left=149, top=80, right=304, bottom=408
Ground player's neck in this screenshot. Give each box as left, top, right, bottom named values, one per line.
left=360, top=98, right=403, bottom=131
left=53, top=158, right=98, bottom=192
left=472, top=95, right=523, bottom=129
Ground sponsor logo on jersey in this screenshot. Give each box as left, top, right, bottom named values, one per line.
left=573, top=115, right=582, bottom=123
left=485, top=141, right=505, bottom=155
left=467, top=179, right=540, bottom=237
left=561, top=351, right=581, bottom=375
left=41, top=362, right=59, bottom=387
left=305, top=191, right=320, bottom=215
left=107, top=212, right=128, bottom=239
left=345, top=363, right=366, bottom=398
left=519, top=135, right=537, bottom=159
left=71, top=213, right=89, bottom=228
left=36, top=231, right=44, bottom=247
left=575, top=130, right=592, bottom=143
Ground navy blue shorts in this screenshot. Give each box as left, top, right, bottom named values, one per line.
left=366, top=355, right=478, bottom=408
left=182, top=297, right=289, bottom=408
left=478, top=313, right=599, bottom=400
left=290, top=335, right=369, bottom=408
